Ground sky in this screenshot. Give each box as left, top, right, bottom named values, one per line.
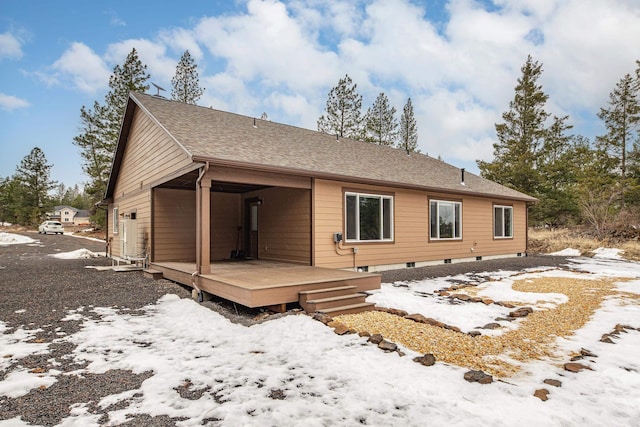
left=1, top=0, right=640, bottom=190
left=1, top=231, right=639, bottom=425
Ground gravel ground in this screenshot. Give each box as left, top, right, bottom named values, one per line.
left=0, top=231, right=570, bottom=426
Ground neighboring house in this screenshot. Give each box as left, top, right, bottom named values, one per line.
left=104, top=92, right=536, bottom=310
left=49, top=206, right=91, bottom=226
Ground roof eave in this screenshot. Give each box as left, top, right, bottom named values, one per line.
left=192, top=155, right=537, bottom=203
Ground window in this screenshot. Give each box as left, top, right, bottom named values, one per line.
left=494, top=205, right=513, bottom=238
left=113, top=207, right=119, bottom=234
left=430, top=200, right=462, bottom=240
left=345, top=192, right=393, bottom=242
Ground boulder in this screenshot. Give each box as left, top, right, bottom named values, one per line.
left=481, top=298, right=494, bottom=305
left=534, top=389, right=549, bottom=401
left=413, top=353, right=436, bottom=366
left=468, top=331, right=482, bottom=337
left=367, top=334, right=384, bottom=344
left=509, top=307, right=534, bottom=318
left=312, top=313, right=333, bottom=325
left=376, top=307, right=409, bottom=317
left=452, top=293, right=471, bottom=301
left=378, top=340, right=398, bottom=352
left=564, top=362, right=592, bottom=373
left=580, top=348, right=597, bottom=358
left=333, top=324, right=351, bottom=335
left=543, top=379, right=562, bottom=388
left=482, top=323, right=501, bottom=330
left=463, top=370, right=493, bottom=384
left=600, top=334, right=615, bottom=344
left=404, top=313, right=429, bottom=324
left=443, top=324, right=462, bottom=333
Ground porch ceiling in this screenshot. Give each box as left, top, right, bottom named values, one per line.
left=158, top=171, right=270, bottom=193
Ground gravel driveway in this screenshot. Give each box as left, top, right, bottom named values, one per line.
left=0, top=231, right=569, bottom=426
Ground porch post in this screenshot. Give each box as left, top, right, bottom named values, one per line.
left=197, top=178, right=212, bottom=274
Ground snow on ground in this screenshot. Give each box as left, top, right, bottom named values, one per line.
left=0, top=232, right=36, bottom=246
left=1, top=254, right=639, bottom=426
left=592, top=247, right=625, bottom=259
left=548, top=248, right=581, bottom=256
left=48, top=249, right=104, bottom=259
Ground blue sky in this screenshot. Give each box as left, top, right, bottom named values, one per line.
left=1, top=0, right=639, bottom=190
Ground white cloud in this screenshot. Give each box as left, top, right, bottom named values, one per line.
left=105, top=39, right=176, bottom=87
left=0, top=32, right=23, bottom=60
left=0, top=93, right=29, bottom=111
left=49, top=42, right=110, bottom=93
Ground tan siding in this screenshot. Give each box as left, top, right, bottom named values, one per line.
left=245, top=187, right=311, bottom=264
left=109, top=191, right=151, bottom=259
left=313, top=179, right=528, bottom=269
left=113, top=108, right=192, bottom=199
left=153, top=189, right=196, bottom=262
left=211, top=192, right=241, bottom=260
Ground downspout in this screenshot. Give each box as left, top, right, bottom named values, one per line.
left=193, top=161, right=210, bottom=300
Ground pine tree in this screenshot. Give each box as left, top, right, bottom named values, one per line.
left=399, top=98, right=419, bottom=154
left=171, top=50, right=205, bottom=104
left=596, top=73, right=639, bottom=209
left=13, top=147, right=56, bottom=225
left=364, top=92, right=398, bottom=145
left=73, top=48, right=150, bottom=225
left=317, top=74, right=364, bottom=139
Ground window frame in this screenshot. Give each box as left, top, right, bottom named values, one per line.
left=493, top=205, right=514, bottom=239
left=344, top=191, right=394, bottom=243
left=429, top=199, right=462, bottom=241
left=113, top=207, right=119, bottom=234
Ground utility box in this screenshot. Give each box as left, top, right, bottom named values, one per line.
left=119, top=219, right=137, bottom=257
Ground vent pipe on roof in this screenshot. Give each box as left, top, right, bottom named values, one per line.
left=253, top=117, right=257, bottom=128
left=461, top=168, right=466, bottom=186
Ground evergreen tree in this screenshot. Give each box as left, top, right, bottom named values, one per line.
left=399, top=98, right=419, bottom=154
left=171, top=50, right=205, bottom=104
left=535, top=116, right=580, bottom=225
left=364, top=92, right=398, bottom=145
left=317, top=74, right=364, bottom=139
left=597, top=73, right=640, bottom=209
left=477, top=55, right=549, bottom=197
left=13, top=147, right=56, bottom=225
left=73, top=48, right=150, bottom=226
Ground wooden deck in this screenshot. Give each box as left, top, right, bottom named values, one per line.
left=150, top=260, right=381, bottom=308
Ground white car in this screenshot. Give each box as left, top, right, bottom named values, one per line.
left=38, top=221, right=64, bottom=235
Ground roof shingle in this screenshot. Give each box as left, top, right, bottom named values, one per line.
left=129, top=92, right=536, bottom=202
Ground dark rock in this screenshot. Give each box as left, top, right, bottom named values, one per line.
left=534, top=389, right=549, bottom=401
left=376, top=307, right=408, bottom=317
left=614, top=324, right=629, bottom=333
left=404, top=313, right=429, bottom=324
left=413, top=353, right=436, bottom=366
left=482, top=323, right=501, bottom=330
left=367, top=334, right=384, bottom=344
left=600, top=334, right=615, bottom=344
left=580, top=348, right=597, bottom=358
left=470, top=297, right=483, bottom=303
left=443, top=324, right=462, bottom=333
left=543, top=379, right=562, bottom=387
left=481, top=298, right=494, bottom=305
left=509, top=307, right=534, bottom=318
left=468, top=331, right=482, bottom=337
left=333, top=324, right=351, bottom=335
left=570, top=355, right=583, bottom=361
left=564, top=362, right=592, bottom=373
left=358, top=331, right=370, bottom=337
left=451, top=293, right=471, bottom=301
left=495, top=301, right=516, bottom=308
left=312, top=313, right=333, bottom=324
left=378, top=340, right=398, bottom=352
left=463, top=370, right=493, bottom=384
left=268, top=388, right=286, bottom=400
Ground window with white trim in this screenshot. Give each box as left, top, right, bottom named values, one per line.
left=430, top=200, right=462, bottom=240
left=494, top=205, right=513, bottom=238
left=113, top=207, right=119, bottom=234
left=345, top=192, right=393, bottom=242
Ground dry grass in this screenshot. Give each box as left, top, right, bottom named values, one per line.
left=334, top=277, right=640, bottom=378
left=528, top=227, right=640, bottom=261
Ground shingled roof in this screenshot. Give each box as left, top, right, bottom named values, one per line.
left=109, top=92, right=535, bottom=202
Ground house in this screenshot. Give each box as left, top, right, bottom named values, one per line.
left=48, top=206, right=91, bottom=226
left=104, top=92, right=536, bottom=313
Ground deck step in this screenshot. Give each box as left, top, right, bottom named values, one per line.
left=143, top=269, right=163, bottom=280
left=317, top=302, right=376, bottom=316
left=304, top=293, right=367, bottom=312
left=299, top=285, right=357, bottom=305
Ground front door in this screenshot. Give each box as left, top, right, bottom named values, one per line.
left=244, top=198, right=260, bottom=259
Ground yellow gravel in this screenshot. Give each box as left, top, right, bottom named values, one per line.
left=333, top=277, right=640, bottom=377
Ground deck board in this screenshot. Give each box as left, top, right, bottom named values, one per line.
left=150, top=260, right=381, bottom=308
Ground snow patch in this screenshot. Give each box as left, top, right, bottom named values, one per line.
left=0, top=232, right=36, bottom=246
left=548, top=248, right=581, bottom=256
left=592, top=247, right=624, bottom=260
left=49, top=249, right=104, bottom=259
